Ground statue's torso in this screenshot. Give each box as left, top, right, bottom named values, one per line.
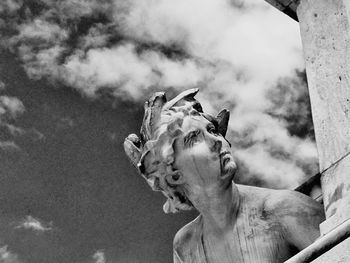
left=174, top=187, right=298, bottom=263
left=202, top=211, right=295, bottom=263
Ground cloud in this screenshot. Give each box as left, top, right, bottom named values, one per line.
left=63, top=44, right=209, bottom=99
left=0, top=92, right=45, bottom=147
left=0, top=81, right=5, bottom=91
left=0, top=0, right=22, bottom=13
left=57, top=117, right=75, bottom=129
left=0, top=246, right=20, bottom=263
left=0, top=96, right=25, bottom=152
left=92, top=250, right=106, bottom=263
left=25, top=128, right=46, bottom=141
left=14, top=19, right=68, bottom=44
left=0, top=141, right=21, bottom=152
left=229, top=71, right=318, bottom=188
left=2, top=0, right=303, bottom=101
left=3, top=0, right=302, bottom=101
left=118, top=0, right=303, bottom=101
left=0, top=122, right=45, bottom=143
left=0, top=96, right=25, bottom=120
left=1, top=123, right=25, bottom=137
left=16, top=216, right=53, bottom=232
left=1, top=0, right=318, bottom=188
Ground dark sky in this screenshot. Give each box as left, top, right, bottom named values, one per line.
left=0, top=48, right=196, bottom=263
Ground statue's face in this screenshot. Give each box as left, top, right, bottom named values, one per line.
left=173, top=115, right=236, bottom=191
left=124, top=88, right=234, bottom=212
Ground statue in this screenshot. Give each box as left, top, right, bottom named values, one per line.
left=124, top=89, right=325, bottom=263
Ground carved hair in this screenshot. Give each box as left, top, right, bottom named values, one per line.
left=124, top=88, right=230, bottom=213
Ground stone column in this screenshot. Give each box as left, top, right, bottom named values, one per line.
left=296, top=0, right=350, bottom=235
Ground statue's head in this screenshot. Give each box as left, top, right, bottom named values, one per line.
left=124, top=89, right=237, bottom=213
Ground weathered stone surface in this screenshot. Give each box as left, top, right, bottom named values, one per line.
left=319, top=153, right=350, bottom=234
left=320, top=208, right=350, bottom=236
left=297, top=0, right=350, bottom=172
left=311, top=237, right=350, bottom=263
left=284, top=219, right=350, bottom=263
left=297, top=0, right=350, bottom=234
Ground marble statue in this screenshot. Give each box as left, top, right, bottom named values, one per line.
left=124, top=89, right=325, bottom=263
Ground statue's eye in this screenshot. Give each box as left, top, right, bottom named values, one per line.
left=207, top=123, right=217, bottom=134
left=183, top=129, right=201, bottom=148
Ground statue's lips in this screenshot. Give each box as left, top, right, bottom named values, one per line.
left=220, top=151, right=232, bottom=173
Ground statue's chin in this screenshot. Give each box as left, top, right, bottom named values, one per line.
left=220, top=153, right=237, bottom=180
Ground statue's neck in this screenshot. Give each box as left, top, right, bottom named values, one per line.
left=188, top=182, right=241, bottom=232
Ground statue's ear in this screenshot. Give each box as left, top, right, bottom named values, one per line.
left=123, top=134, right=141, bottom=168
left=165, top=172, right=185, bottom=186
left=216, top=109, right=230, bottom=137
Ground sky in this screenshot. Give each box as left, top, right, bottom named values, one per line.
left=0, top=0, right=318, bottom=262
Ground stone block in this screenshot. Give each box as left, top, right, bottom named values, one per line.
left=311, top=237, right=350, bottom=263
left=297, top=0, right=350, bottom=233
left=297, top=0, right=350, bottom=172
left=320, top=153, right=350, bottom=233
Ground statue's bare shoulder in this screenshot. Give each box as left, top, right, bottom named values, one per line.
left=263, top=187, right=325, bottom=249
left=263, top=187, right=323, bottom=216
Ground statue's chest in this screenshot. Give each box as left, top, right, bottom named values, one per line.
left=201, top=216, right=292, bottom=263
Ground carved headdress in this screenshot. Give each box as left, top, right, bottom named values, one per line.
left=124, top=88, right=230, bottom=213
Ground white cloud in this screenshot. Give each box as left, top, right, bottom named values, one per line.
left=235, top=145, right=307, bottom=188
left=26, top=128, right=46, bottom=141
left=92, top=250, right=106, bottom=263
left=79, top=25, right=110, bottom=50
left=0, top=91, right=45, bottom=146
left=0, top=246, right=20, bottom=263
left=0, top=81, right=5, bottom=91
left=63, top=44, right=210, bottom=99
left=5, top=0, right=303, bottom=103
left=47, top=0, right=112, bottom=21
left=295, top=139, right=318, bottom=160
left=119, top=0, right=303, bottom=95
left=0, top=96, right=25, bottom=120
left=64, top=44, right=155, bottom=99
left=1, top=124, right=25, bottom=137
left=16, top=216, right=52, bottom=232
left=2, top=0, right=318, bottom=188
left=14, top=19, right=68, bottom=44
left=0, top=95, right=38, bottom=152
left=0, top=0, right=22, bottom=13
left=0, top=96, right=25, bottom=152
left=0, top=141, right=21, bottom=152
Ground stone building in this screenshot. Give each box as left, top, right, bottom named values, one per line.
left=265, top=1, right=350, bottom=262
